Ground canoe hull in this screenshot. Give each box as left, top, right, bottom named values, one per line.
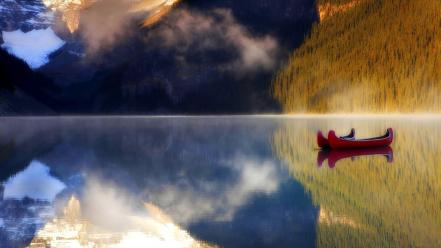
left=317, top=128, right=355, bottom=149
left=328, top=128, right=393, bottom=150
left=317, top=131, right=329, bottom=148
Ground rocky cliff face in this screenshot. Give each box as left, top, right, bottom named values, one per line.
left=42, top=0, right=93, bottom=33
left=0, top=0, right=53, bottom=33
left=41, top=0, right=182, bottom=33
left=318, top=0, right=360, bottom=21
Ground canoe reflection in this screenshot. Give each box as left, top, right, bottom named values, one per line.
left=317, top=147, right=394, bottom=168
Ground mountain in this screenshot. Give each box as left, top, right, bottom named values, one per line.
left=273, top=0, right=441, bottom=113
left=0, top=0, right=317, bottom=115
left=0, top=0, right=53, bottom=32
left=0, top=49, right=56, bottom=114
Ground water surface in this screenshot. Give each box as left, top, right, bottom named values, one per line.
left=0, top=116, right=440, bottom=247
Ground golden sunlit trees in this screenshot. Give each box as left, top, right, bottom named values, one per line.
left=273, top=0, right=441, bottom=113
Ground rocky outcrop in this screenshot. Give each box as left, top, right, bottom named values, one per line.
left=318, top=0, right=360, bottom=21
left=42, top=0, right=93, bottom=33
left=41, top=0, right=181, bottom=33
left=0, top=0, right=53, bottom=32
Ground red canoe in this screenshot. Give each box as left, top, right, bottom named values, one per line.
left=317, top=128, right=355, bottom=148
left=328, top=128, right=394, bottom=149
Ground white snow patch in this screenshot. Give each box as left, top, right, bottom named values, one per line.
left=3, top=160, right=66, bottom=201
left=1, top=28, right=65, bottom=69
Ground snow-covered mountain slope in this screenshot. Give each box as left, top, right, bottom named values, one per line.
left=0, top=0, right=181, bottom=69
left=2, top=28, right=65, bottom=69
left=0, top=0, right=65, bottom=69
left=0, top=0, right=53, bottom=32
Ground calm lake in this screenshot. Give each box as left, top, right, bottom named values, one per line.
left=0, top=116, right=440, bottom=248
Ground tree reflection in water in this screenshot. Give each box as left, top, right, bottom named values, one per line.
left=273, top=118, right=441, bottom=247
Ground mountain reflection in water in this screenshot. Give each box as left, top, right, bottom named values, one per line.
left=29, top=195, right=215, bottom=248
left=0, top=117, right=441, bottom=247
left=0, top=117, right=317, bottom=248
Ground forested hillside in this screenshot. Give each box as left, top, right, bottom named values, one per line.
left=273, top=0, right=441, bottom=113
left=0, top=48, right=56, bottom=114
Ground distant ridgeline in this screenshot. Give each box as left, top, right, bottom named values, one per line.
left=272, top=0, right=441, bottom=113
left=272, top=120, right=441, bottom=247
